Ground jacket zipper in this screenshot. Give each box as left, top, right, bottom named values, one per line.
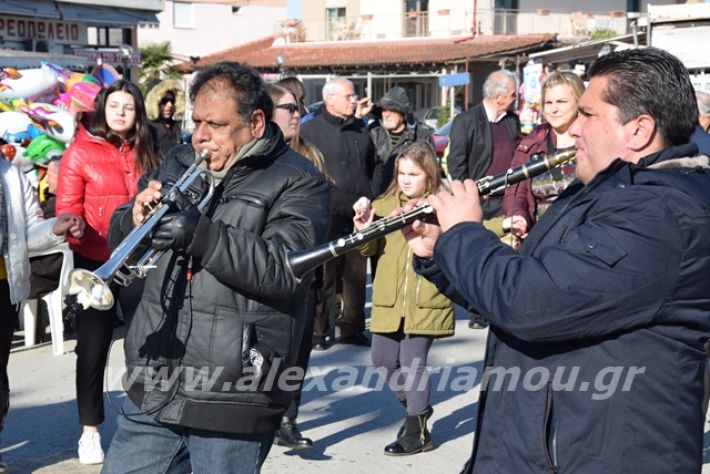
left=542, top=382, right=558, bottom=473
left=401, top=247, right=411, bottom=318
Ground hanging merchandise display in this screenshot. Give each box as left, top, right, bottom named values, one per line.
left=519, top=60, right=544, bottom=134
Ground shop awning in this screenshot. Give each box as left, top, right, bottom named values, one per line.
left=57, top=3, right=160, bottom=27
left=0, top=0, right=160, bottom=26
left=528, top=32, right=646, bottom=66
left=0, top=0, right=59, bottom=19
left=0, top=49, right=91, bottom=70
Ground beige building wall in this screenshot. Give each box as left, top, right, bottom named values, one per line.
left=138, top=0, right=287, bottom=58
left=301, top=0, right=637, bottom=41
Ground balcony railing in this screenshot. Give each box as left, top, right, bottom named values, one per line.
left=281, top=8, right=638, bottom=43
left=403, top=11, right=429, bottom=37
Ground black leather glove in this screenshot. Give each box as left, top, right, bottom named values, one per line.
left=152, top=206, right=202, bottom=253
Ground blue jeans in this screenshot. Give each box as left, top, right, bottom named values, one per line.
left=102, top=397, right=274, bottom=474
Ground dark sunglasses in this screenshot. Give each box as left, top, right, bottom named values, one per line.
left=159, top=97, right=175, bottom=105
left=274, top=103, right=299, bottom=114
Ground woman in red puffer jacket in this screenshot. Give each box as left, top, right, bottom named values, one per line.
left=56, top=79, right=160, bottom=466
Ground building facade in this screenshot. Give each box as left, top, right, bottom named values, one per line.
left=137, top=0, right=287, bottom=61
left=294, top=0, right=655, bottom=42
left=0, top=0, right=163, bottom=70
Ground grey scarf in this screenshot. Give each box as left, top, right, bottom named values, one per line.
left=203, top=126, right=275, bottom=186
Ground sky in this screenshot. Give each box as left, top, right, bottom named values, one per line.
left=287, top=0, right=302, bottom=19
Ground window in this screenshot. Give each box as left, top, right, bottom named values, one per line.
left=87, top=27, right=128, bottom=46
left=494, top=0, right=518, bottom=34
left=403, top=0, right=429, bottom=37
left=325, top=7, right=347, bottom=40
left=173, top=2, right=194, bottom=29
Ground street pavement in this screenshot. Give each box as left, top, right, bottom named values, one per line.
left=2, top=306, right=710, bottom=473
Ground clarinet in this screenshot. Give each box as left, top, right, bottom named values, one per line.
left=286, top=150, right=576, bottom=280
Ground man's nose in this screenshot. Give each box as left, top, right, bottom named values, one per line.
left=192, top=123, right=209, bottom=143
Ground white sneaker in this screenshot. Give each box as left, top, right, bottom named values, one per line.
left=78, top=431, right=104, bottom=465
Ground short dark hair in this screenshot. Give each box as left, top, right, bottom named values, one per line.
left=190, top=62, right=273, bottom=124
left=588, top=47, right=698, bottom=147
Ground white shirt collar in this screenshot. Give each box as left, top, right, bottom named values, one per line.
left=483, top=101, right=506, bottom=123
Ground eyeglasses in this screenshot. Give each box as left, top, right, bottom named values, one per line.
left=336, top=93, right=359, bottom=101
left=274, top=103, right=300, bottom=114
left=159, top=97, right=175, bottom=105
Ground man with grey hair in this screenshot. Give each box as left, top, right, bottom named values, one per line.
left=692, top=90, right=710, bottom=155
left=446, top=69, right=520, bottom=329
left=301, top=77, right=379, bottom=350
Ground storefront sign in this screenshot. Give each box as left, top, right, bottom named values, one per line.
left=74, top=49, right=142, bottom=66
left=0, top=15, right=87, bottom=45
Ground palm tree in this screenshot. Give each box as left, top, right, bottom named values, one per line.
left=139, top=41, right=181, bottom=93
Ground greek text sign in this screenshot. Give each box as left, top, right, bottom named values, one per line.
left=0, top=15, right=87, bottom=45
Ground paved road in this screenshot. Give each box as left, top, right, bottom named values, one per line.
left=2, top=307, right=709, bottom=473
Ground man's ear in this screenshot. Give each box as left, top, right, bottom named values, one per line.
left=250, top=109, right=267, bottom=139
left=627, top=114, right=658, bottom=151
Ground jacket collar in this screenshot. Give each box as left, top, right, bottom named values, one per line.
left=319, top=106, right=358, bottom=128
left=525, top=143, right=708, bottom=250
left=637, top=142, right=701, bottom=169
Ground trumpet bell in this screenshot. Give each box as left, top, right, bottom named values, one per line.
left=68, top=269, right=115, bottom=311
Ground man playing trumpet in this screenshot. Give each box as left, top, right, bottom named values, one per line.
left=103, top=62, right=330, bottom=473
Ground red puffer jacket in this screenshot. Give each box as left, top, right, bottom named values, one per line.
left=56, top=124, right=140, bottom=262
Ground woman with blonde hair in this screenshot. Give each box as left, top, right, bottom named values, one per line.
left=267, top=82, right=331, bottom=451
left=503, top=70, right=585, bottom=244
left=268, top=83, right=329, bottom=177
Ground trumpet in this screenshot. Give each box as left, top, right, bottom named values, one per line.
left=67, top=149, right=215, bottom=312
left=287, top=150, right=575, bottom=280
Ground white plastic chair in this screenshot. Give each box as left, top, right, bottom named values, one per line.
left=21, top=242, right=73, bottom=356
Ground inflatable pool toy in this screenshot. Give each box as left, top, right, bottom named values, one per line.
left=0, top=64, right=58, bottom=100
left=24, top=134, right=65, bottom=165
left=0, top=111, right=33, bottom=140
left=91, top=64, right=121, bottom=87
left=18, top=102, right=76, bottom=143
left=68, top=81, right=100, bottom=113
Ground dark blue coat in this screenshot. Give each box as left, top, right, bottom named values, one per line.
left=691, top=126, right=710, bottom=156
left=418, top=143, right=710, bottom=473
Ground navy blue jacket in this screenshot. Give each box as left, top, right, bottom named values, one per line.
left=418, top=143, right=710, bottom=473
left=691, top=126, right=710, bottom=155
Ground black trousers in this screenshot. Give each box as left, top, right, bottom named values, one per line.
left=72, top=253, right=116, bottom=426
left=72, top=253, right=142, bottom=427
left=313, top=241, right=367, bottom=340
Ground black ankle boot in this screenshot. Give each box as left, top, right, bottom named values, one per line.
left=385, top=412, right=434, bottom=456
left=0, top=390, right=9, bottom=473
left=396, top=404, right=433, bottom=439
left=275, top=416, right=314, bottom=450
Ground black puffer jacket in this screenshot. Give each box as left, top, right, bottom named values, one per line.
left=108, top=130, right=331, bottom=435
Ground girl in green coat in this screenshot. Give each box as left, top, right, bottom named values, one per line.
left=353, top=142, right=454, bottom=457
